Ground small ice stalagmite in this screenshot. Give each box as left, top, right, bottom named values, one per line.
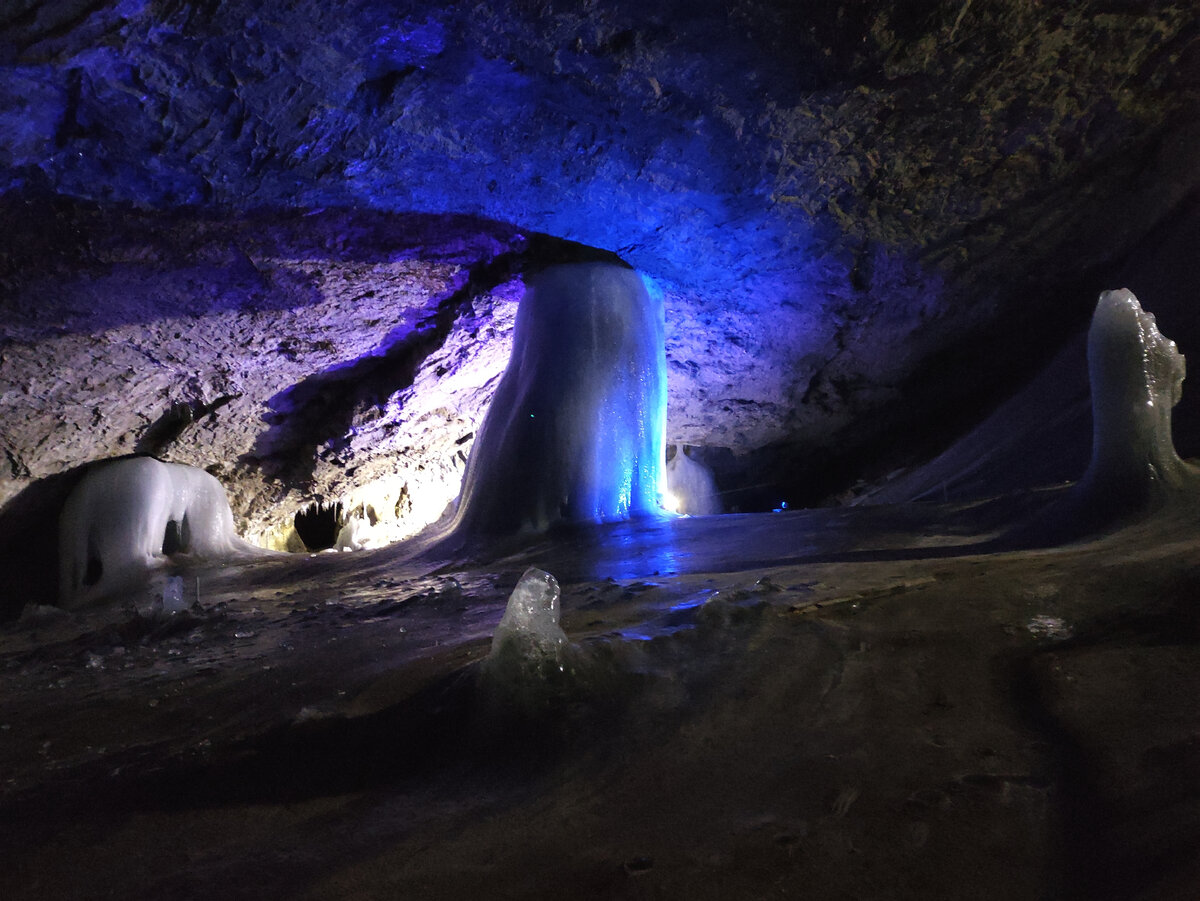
left=1080, top=288, right=1194, bottom=508
left=335, top=515, right=369, bottom=551
left=452, top=262, right=666, bottom=534
left=59, top=456, right=267, bottom=607
left=486, top=567, right=569, bottom=682
left=663, top=444, right=722, bottom=515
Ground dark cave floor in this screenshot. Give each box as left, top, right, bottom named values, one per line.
left=2, top=497, right=1199, bottom=900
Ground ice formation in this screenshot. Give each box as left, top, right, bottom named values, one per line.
left=335, top=515, right=369, bottom=551
left=1081, top=288, right=1192, bottom=505
left=486, top=567, right=569, bottom=678
left=452, top=263, right=666, bottom=534
left=663, top=444, right=722, bottom=516
left=59, top=457, right=263, bottom=606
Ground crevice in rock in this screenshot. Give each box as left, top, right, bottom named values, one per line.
left=4, top=447, right=29, bottom=480
left=135, top=394, right=241, bottom=457
left=244, top=255, right=521, bottom=486
left=353, top=66, right=419, bottom=114
left=293, top=501, right=343, bottom=552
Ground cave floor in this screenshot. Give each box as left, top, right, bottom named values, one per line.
left=2, top=499, right=1199, bottom=900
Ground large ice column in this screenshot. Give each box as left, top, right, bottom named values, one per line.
left=452, top=263, right=666, bottom=534
left=1081, top=288, right=1192, bottom=504
left=59, top=457, right=265, bottom=606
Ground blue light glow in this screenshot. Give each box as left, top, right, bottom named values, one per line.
left=453, top=263, right=666, bottom=534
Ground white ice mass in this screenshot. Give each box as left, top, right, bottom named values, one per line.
left=452, top=263, right=666, bottom=534
left=59, top=457, right=263, bottom=606
left=1081, top=288, right=1194, bottom=506
left=664, top=444, right=722, bottom=515
left=486, top=566, right=568, bottom=676
left=335, top=514, right=370, bottom=551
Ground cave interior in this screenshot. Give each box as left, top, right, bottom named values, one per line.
left=2, top=1, right=1200, bottom=899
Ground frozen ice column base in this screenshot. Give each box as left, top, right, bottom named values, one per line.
left=1082, top=288, right=1195, bottom=507
left=485, top=567, right=569, bottom=684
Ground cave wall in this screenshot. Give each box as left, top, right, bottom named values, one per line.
left=1, top=0, right=1199, bottom=538
left=0, top=205, right=532, bottom=546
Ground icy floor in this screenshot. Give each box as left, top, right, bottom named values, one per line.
left=2, top=497, right=1200, bottom=899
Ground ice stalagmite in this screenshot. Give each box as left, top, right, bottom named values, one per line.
left=480, top=567, right=595, bottom=718
left=452, top=263, right=666, bottom=534
left=1081, top=288, right=1193, bottom=507
left=487, top=567, right=568, bottom=673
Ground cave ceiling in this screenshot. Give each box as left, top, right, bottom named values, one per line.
left=1, top=0, right=1199, bottom=544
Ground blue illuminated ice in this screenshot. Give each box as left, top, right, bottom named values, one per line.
left=664, top=444, right=722, bottom=515
left=59, top=457, right=265, bottom=607
left=1081, top=288, right=1194, bottom=504
left=452, top=263, right=666, bottom=534
left=486, top=566, right=568, bottom=678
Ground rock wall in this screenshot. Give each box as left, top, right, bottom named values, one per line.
left=0, top=204, right=528, bottom=545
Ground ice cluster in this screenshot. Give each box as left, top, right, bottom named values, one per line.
left=1081, top=288, right=1192, bottom=504
left=59, top=457, right=263, bottom=607
left=452, top=263, right=666, bottom=534
left=663, top=444, right=722, bottom=516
